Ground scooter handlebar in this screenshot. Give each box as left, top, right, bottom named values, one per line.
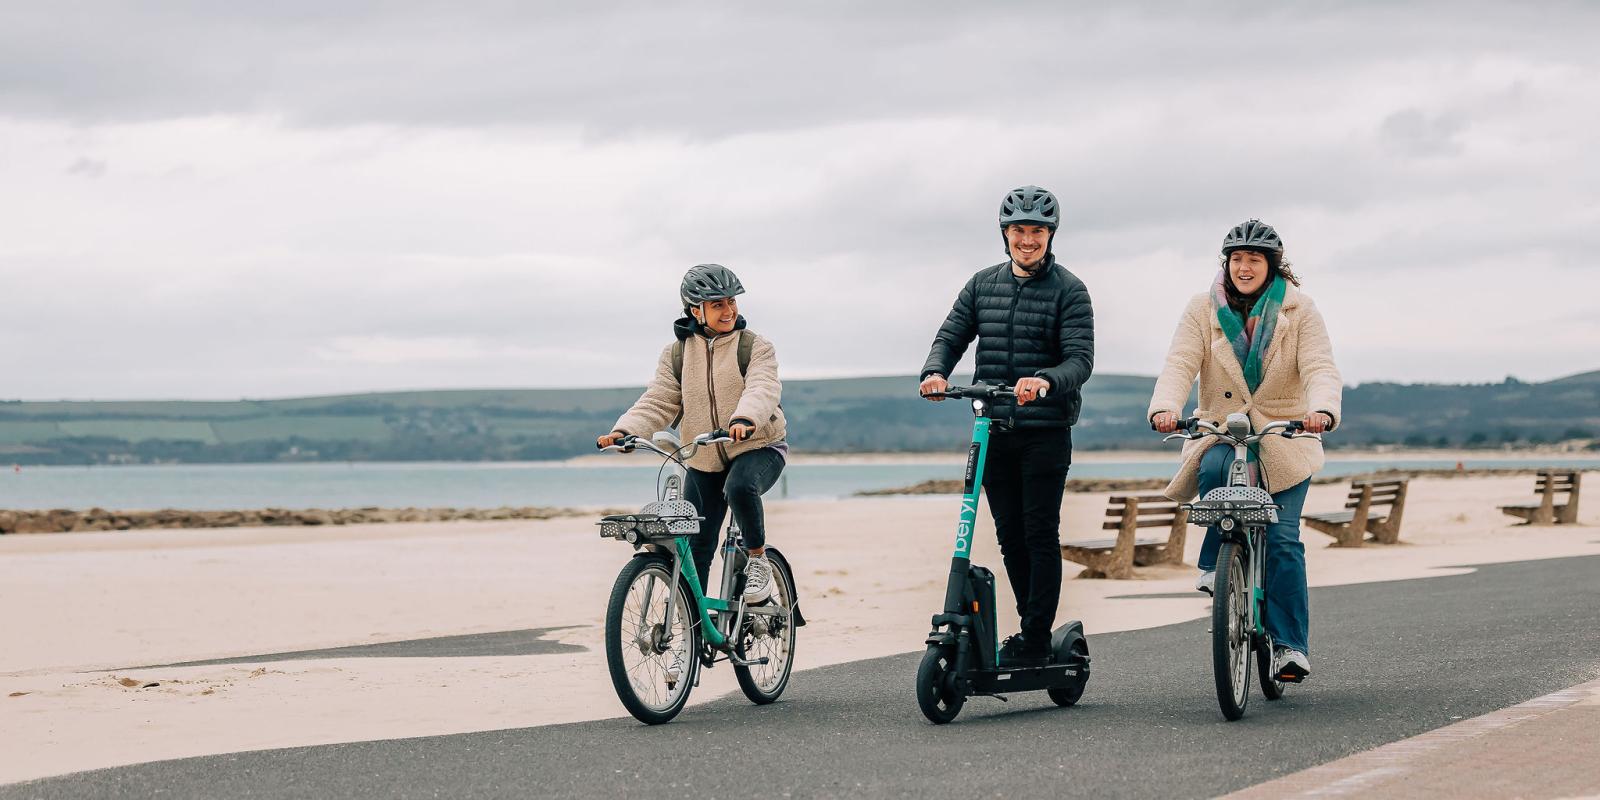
left=923, top=384, right=1018, bottom=401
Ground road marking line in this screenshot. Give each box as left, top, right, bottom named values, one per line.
left=1226, top=677, right=1600, bottom=799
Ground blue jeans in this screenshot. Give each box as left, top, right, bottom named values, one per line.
left=1195, top=443, right=1311, bottom=654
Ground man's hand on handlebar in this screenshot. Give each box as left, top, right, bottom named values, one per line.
left=1015, top=377, right=1050, bottom=406
left=729, top=422, right=753, bottom=442
left=919, top=374, right=949, bottom=401
left=596, top=431, right=630, bottom=449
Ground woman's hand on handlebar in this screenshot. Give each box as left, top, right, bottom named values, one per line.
left=596, top=431, right=628, bottom=449
left=1302, top=412, right=1333, bottom=434
left=1151, top=412, right=1179, bottom=434
left=919, top=374, right=949, bottom=401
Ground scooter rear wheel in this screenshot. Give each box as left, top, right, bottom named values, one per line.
left=1047, top=636, right=1089, bottom=707
left=916, top=645, right=965, bottom=724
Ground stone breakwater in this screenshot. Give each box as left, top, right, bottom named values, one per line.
left=0, top=506, right=599, bottom=534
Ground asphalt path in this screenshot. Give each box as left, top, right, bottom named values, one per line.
left=9, top=554, right=1599, bottom=799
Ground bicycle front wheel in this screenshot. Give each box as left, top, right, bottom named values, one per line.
left=605, top=556, right=700, bottom=725
left=734, top=551, right=797, bottom=704
left=1211, top=540, right=1252, bottom=721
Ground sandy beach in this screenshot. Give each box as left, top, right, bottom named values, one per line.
left=2, top=474, right=1597, bottom=785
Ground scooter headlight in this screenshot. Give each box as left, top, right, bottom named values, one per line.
left=1219, top=517, right=1236, bottom=531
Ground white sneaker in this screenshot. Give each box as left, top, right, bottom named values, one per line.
left=664, top=645, right=686, bottom=688
left=1274, top=648, right=1310, bottom=681
left=743, top=554, right=773, bottom=604
left=1195, top=570, right=1216, bottom=596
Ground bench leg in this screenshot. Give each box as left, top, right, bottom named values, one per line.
left=1374, top=483, right=1408, bottom=544
left=1163, top=511, right=1188, bottom=565
left=1557, top=474, right=1580, bottom=524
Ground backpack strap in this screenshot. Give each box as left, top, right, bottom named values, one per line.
left=736, top=330, right=754, bottom=377
left=671, top=339, right=686, bottom=383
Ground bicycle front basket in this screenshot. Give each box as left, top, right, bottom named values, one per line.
left=1185, top=486, right=1279, bottom=525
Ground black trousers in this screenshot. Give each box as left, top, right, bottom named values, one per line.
left=982, top=426, right=1073, bottom=640
left=683, top=447, right=786, bottom=587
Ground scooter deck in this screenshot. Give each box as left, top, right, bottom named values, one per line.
left=967, top=655, right=1090, bottom=695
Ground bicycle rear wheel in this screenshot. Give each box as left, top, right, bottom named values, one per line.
left=605, top=556, right=700, bottom=725
left=734, top=551, right=797, bottom=704
left=1211, top=540, right=1252, bottom=721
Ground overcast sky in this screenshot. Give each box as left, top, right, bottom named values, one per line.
left=3, top=2, right=1596, bottom=400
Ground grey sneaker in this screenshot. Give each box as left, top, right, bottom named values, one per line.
left=1196, top=570, right=1216, bottom=596
left=743, top=554, right=773, bottom=604
left=1274, top=647, right=1310, bottom=682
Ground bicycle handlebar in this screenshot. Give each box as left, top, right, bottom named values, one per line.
left=597, top=430, right=734, bottom=459
left=1156, top=417, right=1313, bottom=444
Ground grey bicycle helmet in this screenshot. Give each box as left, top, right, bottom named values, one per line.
left=680, top=263, right=745, bottom=310
left=1221, top=219, right=1284, bottom=257
left=998, top=185, right=1060, bottom=229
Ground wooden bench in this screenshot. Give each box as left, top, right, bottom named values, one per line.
left=1061, top=495, right=1188, bottom=579
left=1500, top=469, right=1582, bottom=525
left=1303, top=478, right=1409, bottom=547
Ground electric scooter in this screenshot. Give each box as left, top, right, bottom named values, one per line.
left=914, top=382, right=1091, bottom=724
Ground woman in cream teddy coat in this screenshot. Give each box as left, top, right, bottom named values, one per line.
left=1149, top=219, right=1342, bottom=681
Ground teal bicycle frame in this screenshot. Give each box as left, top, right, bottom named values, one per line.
left=599, top=432, right=789, bottom=661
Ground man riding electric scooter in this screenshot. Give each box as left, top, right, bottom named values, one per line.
left=920, top=184, right=1095, bottom=666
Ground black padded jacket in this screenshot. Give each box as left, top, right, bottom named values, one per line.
left=921, top=259, right=1094, bottom=428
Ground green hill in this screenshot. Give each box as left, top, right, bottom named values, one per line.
left=1, top=372, right=1595, bottom=465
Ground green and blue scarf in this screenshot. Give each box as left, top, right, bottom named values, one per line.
left=1211, top=269, right=1284, bottom=393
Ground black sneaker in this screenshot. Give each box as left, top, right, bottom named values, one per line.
left=997, top=633, right=1051, bottom=668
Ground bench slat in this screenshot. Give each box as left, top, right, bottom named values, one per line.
left=1305, top=510, right=1389, bottom=525
left=1107, top=494, right=1174, bottom=502
left=1102, top=517, right=1184, bottom=530
left=1105, top=505, right=1181, bottom=516
left=1065, top=536, right=1168, bottom=550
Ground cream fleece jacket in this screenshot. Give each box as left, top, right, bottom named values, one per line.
left=614, top=326, right=787, bottom=472
left=1147, top=285, right=1343, bottom=500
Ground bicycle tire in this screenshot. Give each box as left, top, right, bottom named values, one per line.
left=1212, top=540, right=1252, bottom=721
left=604, top=556, right=700, bottom=725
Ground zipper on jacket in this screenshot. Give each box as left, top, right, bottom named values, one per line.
left=705, top=336, right=731, bottom=467
left=1006, top=276, right=1022, bottom=427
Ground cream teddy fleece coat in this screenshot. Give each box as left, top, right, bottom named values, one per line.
left=613, top=326, right=786, bottom=472
left=1147, top=285, right=1342, bottom=500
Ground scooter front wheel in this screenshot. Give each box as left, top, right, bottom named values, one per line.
left=916, top=645, right=965, bottom=724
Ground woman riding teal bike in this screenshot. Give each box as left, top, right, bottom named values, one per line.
left=598, top=263, right=789, bottom=611
left=1149, top=219, right=1342, bottom=683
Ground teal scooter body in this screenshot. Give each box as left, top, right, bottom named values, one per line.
left=915, top=383, right=1091, bottom=724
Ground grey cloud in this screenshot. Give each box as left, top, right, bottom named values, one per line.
left=65, top=157, right=107, bottom=177
left=4, top=2, right=1597, bottom=135
left=1379, top=109, right=1469, bottom=158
